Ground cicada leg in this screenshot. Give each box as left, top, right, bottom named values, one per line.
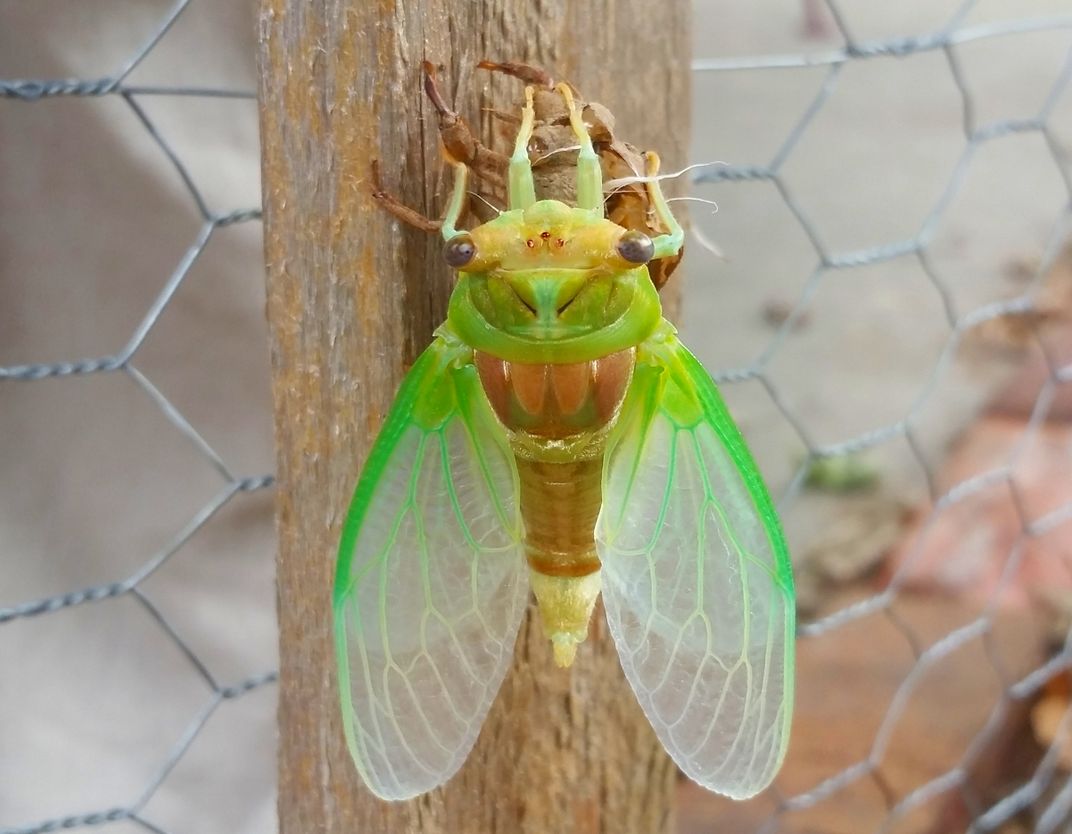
left=476, top=59, right=554, bottom=89
left=440, top=154, right=470, bottom=240
left=369, top=160, right=443, bottom=232
left=422, top=61, right=508, bottom=187
left=508, top=86, right=537, bottom=210
left=644, top=151, right=685, bottom=259
left=371, top=62, right=512, bottom=234
left=556, top=83, right=603, bottom=213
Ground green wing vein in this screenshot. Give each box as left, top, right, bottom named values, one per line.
left=333, top=329, right=527, bottom=800
left=596, top=323, right=795, bottom=800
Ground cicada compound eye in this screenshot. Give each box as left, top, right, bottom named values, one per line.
left=444, top=233, right=477, bottom=269
left=616, top=230, right=655, bottom=265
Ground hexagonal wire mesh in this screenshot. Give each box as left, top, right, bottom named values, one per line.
left=1, top=2, right=275, bottom=832
left=685, top=1, right=1072, bottom=832
left=3, top=1, right=1072, bottom=832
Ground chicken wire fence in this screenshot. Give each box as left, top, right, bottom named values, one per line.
left=3, top=1, right=1072, bottom=833
left=687, top=2, right=1072, bottom=832
left=1, top=2, right=275, bottom=833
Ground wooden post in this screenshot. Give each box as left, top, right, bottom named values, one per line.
left=257, top=3, right=691, bottom=832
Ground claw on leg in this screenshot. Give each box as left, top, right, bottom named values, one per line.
left=485, top=107, right=522, bottom=127
left=421, top=60, right=508, bottom=186
left=421, top=60, right=457, bottom=124
left=369, top=160, right=443, bottom=233
left=477, top=59, right=554, bottom=89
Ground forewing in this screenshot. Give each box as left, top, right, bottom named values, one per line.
left=333, top=333, right=527, bottom=800
left=596, top=330, right=795, bottom=799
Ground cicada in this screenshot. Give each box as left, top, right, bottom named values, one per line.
left=334, top=83, right=795, bottom=802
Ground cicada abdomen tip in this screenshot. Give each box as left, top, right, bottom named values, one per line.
left=529, top=570, right=602, bottom=667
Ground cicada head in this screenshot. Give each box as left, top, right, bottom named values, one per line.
left=460, top=199, right=654, bottom=275
left=443, top=84, right=675, bottom=364
left=448, top=199, right=658, bottom=334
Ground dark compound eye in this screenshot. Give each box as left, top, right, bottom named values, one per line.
left=616, top=230, right=655, bottom=265
left=444, top=233, right=476, bottom=268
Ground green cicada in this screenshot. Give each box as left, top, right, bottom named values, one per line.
left=334, top=83, right=795, bottom=801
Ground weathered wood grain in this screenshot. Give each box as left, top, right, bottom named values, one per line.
left=257, top=3, right=690, bottom=831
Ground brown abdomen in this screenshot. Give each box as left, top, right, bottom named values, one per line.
left=474, top=348, right=634, bottom=574
left=474, top=349, right=634, bottom=666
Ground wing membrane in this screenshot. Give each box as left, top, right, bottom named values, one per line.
left=334, top=329, right=526, bottom=800
left=596, top=325, right=794, bottom=799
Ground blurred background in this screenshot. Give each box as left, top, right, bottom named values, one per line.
left=2, top=1, right=1072, bottom=833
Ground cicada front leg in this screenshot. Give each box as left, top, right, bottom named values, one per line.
left=369, top=159, right=444, bottom=232
left=369, top=62, right=506, bottom=233
left=421, top=61, right=508, bottom=190
left=477, top=59, right=555, bottom=88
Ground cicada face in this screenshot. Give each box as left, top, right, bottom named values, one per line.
left=446, top=200, right=663, bottom=364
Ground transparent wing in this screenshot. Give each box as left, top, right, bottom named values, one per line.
left=333, top=329, right=527, bottom=800
left=596, top=325, right=795, bottom=799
